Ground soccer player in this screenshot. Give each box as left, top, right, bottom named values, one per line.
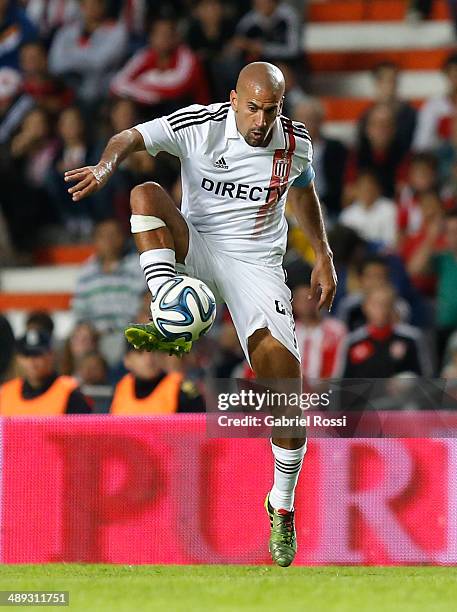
left=65, top=62, right=337, bottom=567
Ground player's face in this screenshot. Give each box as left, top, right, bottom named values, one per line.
left=231, top=88, right=283, bottom=147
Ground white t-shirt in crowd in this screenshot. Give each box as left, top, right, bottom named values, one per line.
left=339, top=197, right=397, bottom=247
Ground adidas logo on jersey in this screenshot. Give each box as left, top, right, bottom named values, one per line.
left=213, top=156, right=228, bottom=170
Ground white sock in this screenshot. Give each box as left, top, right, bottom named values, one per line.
left=140, top=248, right=176, bottom=297
left=269, top=441, right=307, bottom=512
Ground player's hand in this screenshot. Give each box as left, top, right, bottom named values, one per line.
left=64, top=161, right=113, bottom=202
left=309, top=254, right=337, bottom=312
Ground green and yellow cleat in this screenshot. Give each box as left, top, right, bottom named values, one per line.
left=265, top=494, right=297, bottom=567
left=124, top=322, right=193, bottom=357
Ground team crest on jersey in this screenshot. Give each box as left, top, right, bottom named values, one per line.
left=274, top=157, right=291, bottom=178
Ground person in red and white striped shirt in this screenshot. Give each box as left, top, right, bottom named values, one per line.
left=288, top=260, right=347, bottom=381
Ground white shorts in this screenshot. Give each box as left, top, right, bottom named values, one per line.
left=176, top=218, right=300, bottom=365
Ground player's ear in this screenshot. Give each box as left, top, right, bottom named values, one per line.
left=230, top=90, right=238, bottom=112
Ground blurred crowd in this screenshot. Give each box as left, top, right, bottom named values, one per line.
left=1, top=0, right=457, bottom=414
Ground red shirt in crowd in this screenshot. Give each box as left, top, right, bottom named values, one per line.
left=111, top=45, right=210, bottom=106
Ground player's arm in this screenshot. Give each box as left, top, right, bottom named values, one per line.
left=64, top=128, right=146, bottom=202
left=288, top=182, right=337, bottom=311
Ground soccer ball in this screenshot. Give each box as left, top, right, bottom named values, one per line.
left=150, top=276, right=217, bottom=342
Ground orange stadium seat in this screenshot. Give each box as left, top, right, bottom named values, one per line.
left=34, top=245, right=95, bottom=265
left=309, top=0, right=449, bottom=22
left=0, top=293, right=72, bottom=311
left=308, top=48, right=454, bottom=72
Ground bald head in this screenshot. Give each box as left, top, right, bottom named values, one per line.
left=236, top=62, right=285, bottom=98
left=231, top=62, right=285, bottom=147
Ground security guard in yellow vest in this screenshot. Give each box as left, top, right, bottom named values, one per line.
left=0, top=330, right=92, bottom=416
left=110, top=344, right=204, bottom=415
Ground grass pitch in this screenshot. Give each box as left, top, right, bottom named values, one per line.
left=0, top=565, right=455, bottom=611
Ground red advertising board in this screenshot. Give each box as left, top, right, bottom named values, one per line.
left=0, top=416, right=455, bottom=564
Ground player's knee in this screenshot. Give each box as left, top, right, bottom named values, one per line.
left=130, top=182, right=166, bottom=215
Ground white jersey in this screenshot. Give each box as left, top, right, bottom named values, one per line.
left=135, top=102, right=314, bottom=266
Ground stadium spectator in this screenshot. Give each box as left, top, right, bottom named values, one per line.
left=71, top=219, right=145, bottom=365
left=60, top=321, right=100, bottom=376
left=345, top=103, right=409, bottom=200
left=19, top=41, right=74, bottom=114
left=0, top=329, right=92, bottom=415
left=100, top=95, right=140, bottom=141
left=0, top=68, right=35, bottom=254
left=340, top=285, right=431, bottom=378
left=46, top=105, right=102, bottom=238
left=10, top=105, right=57, bottom=186
left=186, top=0, right=236, bottom=99
left=0, top=0, right=38, bottom=69
left=25, top=0, right=80, bottom=43
left=110, top=344, right=205, bottom=414
left=25, top=310, right=55, bottom=337
left=48, top=0, right=127, bottom=105
left=293, top=98, right=347, bottom=219
left=53, top=106, right=89, bottom=176
left=407, top=208, right=457, bottom=363
left=401, top=190, right=447, bottom=295
left=74, top=351, right=109, bottom=386
left=233, top=0, right=302, bottom=64
left=287, top=259, right=346, bottom=381
left=340, top=171, right=397, bottom=249
left=0, top=67, right=34, bottom=145
left=8, top=106, right=58, bottom=247
left=358, top=62, right=417, bottom=152
left=413, top=52, right=457, bottom=151
left=0, top=314, right=14, bottom=382
left=327, top=224, right=368, bottom=312
left=111, top=15, right=210, bottom=114
left=337, top=255, right=411, bottom=332
left=397, top=153, right=441, bottom=242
